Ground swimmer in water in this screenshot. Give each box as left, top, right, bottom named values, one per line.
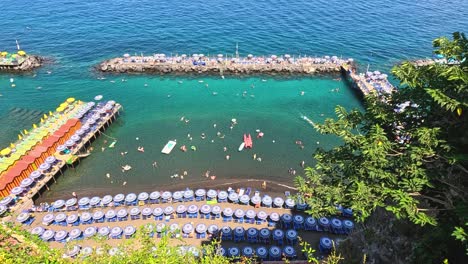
left=223, top=147, right=227, bottom=152
left=301, top=91, right=305, bottom=96
left=226, top=155, right=230, bottom=160
left=253, top=154, right=257, bottom=160
left=201, top=133, right=206, bottom=139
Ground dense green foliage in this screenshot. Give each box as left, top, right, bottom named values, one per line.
left=296, top=32, right=468, bottom=261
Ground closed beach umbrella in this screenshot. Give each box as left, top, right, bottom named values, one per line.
left=113, top=193, right=125, bottom=203
left=320, top=237, right=333, bottom=250
left=54, top=230, right=68, bottom=241
left=223, top=207, right=233, bottom=217
left=274, top=197, right=284, bottom=207
left=153, top=207, right=163, bottom=216
left=256, top=247, right=268, bottom=259
left=281, top=213, right=293, bottom=223
left=45, top=156, right=56, bottom=164
left=66, top=198, right=77, bottom=207
left=66, top=214, right=78, bottom=224
left=0, top=196, right=13, bottom=206
left=84, top=227, right=96, bottom=237
left=125, top=193, right=137, bottom=203
left=173, top=191, right=183, bottom=200
left=183, top=223, right=194, bottom=234
left=65, top=140, right=75, bottom=147
left=257, top=211, right=268, bottom=220
left=102, top=195, right=113, bottom=205
left=124, top=225, right=136, bottom=236
left=39, top=163, right=51, bottom=171
left=217, top=54, right=223, bottom=58
left=130, top=207, right=140, bottom=216
left=195, top=189, right=206, bottom=198
left=196, top=224, right=207, bottom=234
left=138, top=192, right=149, bottom=201
left=184, top=189, right=194, bottom=199
left=208, top=224, right=218, bottom=234
left=262, top=196, right=272, bottom=206
left=200, top=204, right=211, bottom=214
left=243, top=246, right=254, bottom=257
left=161, top=191, right=172, bottom=200
left=169, top=223, right=179, bottom=232
left=55, top=213, right=66, bottom=222
left=150, top=191, right=160, bottom=200
left=228, top=192, right=238, bottom=202
left=176, top=205, right=187, bottom=214
left=20, top=178, right=34, bottom=188
left=260, top=228, right=270, bottom=239
left=110, top=227, right=122, bottom=237
left=17, top=212, right=30, bottom=223
left=70, top=135, right=80, bottom=142
left=248, top=54, right=254, bottom=58
left=98, top=226, right=110, bottom=236
left=30, top=170, right=42, bottom=180
left=53, top=199, right=65, bottom=209
left=81, top=212, right=92, bottom=222
left=331, top=218, right=342, bottom=229
left=56, top=144, right=67, bottom=151
left=245, top=210, right=256, bottom=219
left=156, top=223, right=166, bottom=233
left=271, top=55, right=278, bottom=59
left=11, top=187, right=24, bottom=196
left=294, top=215, right=304, bottom=224
left=285, top=198, right=295, bottom=208
left=142, top=207, right=152, bottom=216
left=187, top=204, right=198, bottom=214
left=212, top=205, right=221, bottom=215
left=284, top=54, right=291, bottom=58
left=269, top=246, right=281, bottom=259
left=239, top=194, right=250, bottom=204
left=89, top=196, right=101, bottom=206
left=181, top=54, right=187, bottom=58
left=228, top=247, right=240, bottom=257
left=78, top=197, right=90, bottom=206
left=92, top=211, right=104, bottom=220
left=319, top=217, right=330, bottom=228
left=207, top=189, right=217, bottom=199
left=251, top=195, right=261, bottom=205
left=41, top=230, right=55, bottom=241
left=117, top=209, right=128, bottom=218
left=123, top=54, right=130, bottom=58
left=218, top=191, right=228, bottom=200
left=42, top=213, right=54, bottom=225
left=234, top=209, right=245, bottom=218
left=164, top=206, right=174, bottom=215
left=31, top=226, right=45, bottom=236
left=105, top=210, right=116, bottom=219
left=80, top=247, right=93, bottom=257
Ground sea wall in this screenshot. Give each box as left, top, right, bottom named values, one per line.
left=98, top=55, right=354, bottom=75
left=0, top=55, right=43, bottom=72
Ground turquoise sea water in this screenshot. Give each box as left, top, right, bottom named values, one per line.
left=1, top=0, right=467, bottom=199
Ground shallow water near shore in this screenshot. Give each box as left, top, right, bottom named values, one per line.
left=1, top=0, right=467, bottom=201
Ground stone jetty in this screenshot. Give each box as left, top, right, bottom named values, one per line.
left=99, top=54, right=354, bottom=75
left=0, top=55, right=43, bottom=72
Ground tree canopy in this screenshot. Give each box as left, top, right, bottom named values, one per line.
left=295, top=32, right=468, bottom=258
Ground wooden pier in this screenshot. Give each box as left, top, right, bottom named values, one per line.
left=4, top=103, right=122, bottom=216
left=341, top=64, right=395, bottom=96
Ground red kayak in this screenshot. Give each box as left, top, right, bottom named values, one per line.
left=244, top=133, right=253, bottom=148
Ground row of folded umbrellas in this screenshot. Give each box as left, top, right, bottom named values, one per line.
left=61, top=243, right=309, bottom=259
left=30, top=223, right=300, bottom=242
left=0, top=100, right=120, bottom=205
left=46, top=190, right=298, bottom=209
left=17, top=206, right=354, bottom=232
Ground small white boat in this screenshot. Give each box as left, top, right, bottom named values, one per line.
left=238, top=142, right=245, bottom=152
left=162, top=140, right=177, bottom=154
left=122, top=165, right=132, bottom=171
left=94, top=95, right=103, bottom=101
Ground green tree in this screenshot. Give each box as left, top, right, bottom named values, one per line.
left=295, top=32, right=468, bottom=261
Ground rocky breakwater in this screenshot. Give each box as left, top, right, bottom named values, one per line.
left=0, top=55, right=44, bottom=72
left=99, top=55, right=353, bottom=76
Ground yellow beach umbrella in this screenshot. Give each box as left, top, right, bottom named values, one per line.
left=49, top=111, right=53, bottom=116
left=66, top=97, right=75, bottom=103
left=0, top=51, right=7, bottom=56
left=40, top=118, right=44, bottom=123
left=33, top=123, right=37, bottom=129
left=10, top=143, right=15, bottom=149
left=43, top=113, right=48, bottom=119
left=0, top=148, right=11, bottom=156
left=18, top=50, right=26, bottom=56
left=23, top=129, right=28, bottom=135
left=56, top=106, right=65, bottom=112
left=18, top=134, right=23, bottom=140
